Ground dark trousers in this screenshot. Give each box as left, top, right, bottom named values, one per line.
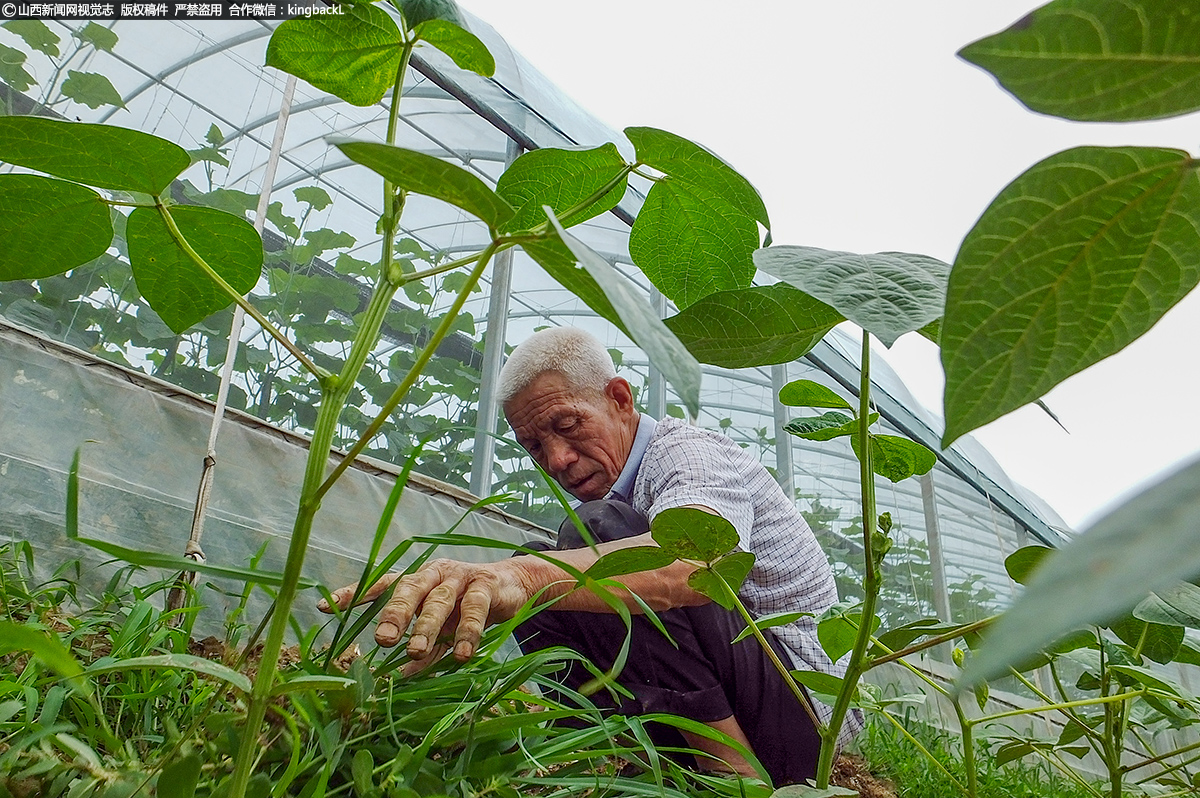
left=514, top=500, right=822, bottom=786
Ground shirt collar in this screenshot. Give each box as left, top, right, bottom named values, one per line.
left=607, top=413, right=656, bottom=503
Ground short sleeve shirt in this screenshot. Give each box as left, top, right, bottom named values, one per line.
left=628, top=417, right=862, bottom=740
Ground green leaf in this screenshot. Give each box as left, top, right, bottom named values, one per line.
left=127, top=206, right=262, bottom=333
left=0, top=116, right=189, bottom=194
left=819, top=609, right=880, bottom=662
left=294, top=185, right=332, bottom=210
left=1109, top=617, right=1183, bottom=665
left=496, top=143, right=627, bottom=233
left=87, top=654, right=251, bottom=693
left=732, top=611, right=814, bottom=644
left=546, top=211, right=701, bottom=417
left=960, top=0, right=1200, bottom=122
left=754, top=245, right=950, bottom=347
left=850, top=434, right=936, bottom=483
left=1135, top=582, right=1200, bottom=628
left=3, top=19, right=60, bottom=56
left=651, top=507, right=739, bottom=563
left=336, top=140, right=514, bottom=229
left=521, top=237, right=624, bottom=330
left=0, top=43, right=35, bottom=92
left=941, top=146, right=1200, bottom=445
left=398, top=0, right=466, bottom=28
left=960, top=456, right=1200, bottom=688
left=663, top=284, right=842, bottom=368
left=415, top=19, right=495, bottom=77
left=270, top=674, right=356, bottom=697
left=625, top=126, right=769, bottom=229
left=266, top=2, right=404, bottom=107
left=789, top=670, right=847, bottom=702
left=630, top=178, right=758, bottom=308
left=0, top=621, right=89, bottom=694
left=778, top=379, right=852, bottom=410
left=60, top=70, right=126, bottom=109
left=1005, top=545, right=1052, bottom=586
left=351, top=749, right=374, bottom=797
left=0, top=174, right=112, bottom=280
left=157, top=753, right=201, bottom=798
left=586, top=546, right=677, bottom=581
left=1108, top=664, right=1189, bottom=699
left=784, top=411, right=877, bottom=442
left=74, top=21, right=118, bottom=52
left=688, top=552, right=756, bottom=610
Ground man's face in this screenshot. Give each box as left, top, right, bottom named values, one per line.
left=504, top=371, right=638, bottom=502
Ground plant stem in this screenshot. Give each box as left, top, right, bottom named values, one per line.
left=865, top=615, right=998, bottom=669
left=879, top=709, right=966, bottom=790
left=155, top=203, right=325, bottom=380
left=1126, top=738, right=1200, bottom=773
left=953, top=699, right=978, bottom=798
left=815, top=329, right=881, bottom=788
left=976, top=690, right=1141, bottom=724
left=1009, top=668, right=1106, bottom=747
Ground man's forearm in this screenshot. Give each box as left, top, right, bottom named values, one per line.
left=501, top=532, right=710, bottom=613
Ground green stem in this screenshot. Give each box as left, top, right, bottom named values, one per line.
left=315, top=242, right=499, bottom=500
left=717, top=576, right=823, bottom=731
left=953, top=700, right=979, bottom=798
left=976, top=691, right=1141, bottom=724
left=1126, top=738, right=1200, bottom=773
left=155, top=203, right=325, bottom=380
left=403, top=243, right=514, bottom=284
left=815, top=329, right=881, bottom=789
left=1008, top=668, right=1106, bottom=747
left=1098, top=640, right=1123, bottom=798
left=879, top=709, right=966, bottom=790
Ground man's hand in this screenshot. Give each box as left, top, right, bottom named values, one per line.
left=317, top=558, right=533, bottom=662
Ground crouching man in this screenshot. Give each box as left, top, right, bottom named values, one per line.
left=319, top=327, right=859, bottom=784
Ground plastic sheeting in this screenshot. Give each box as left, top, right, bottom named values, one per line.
left=0, top=319, right=550, bottom=632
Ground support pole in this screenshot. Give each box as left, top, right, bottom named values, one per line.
left=771, top=364, right=795, bottom=499
left=647, top=288, right=667, bottom=420
left=469, top=138, right=523, bottom=498
left=920, top=470, right=953, bottom=633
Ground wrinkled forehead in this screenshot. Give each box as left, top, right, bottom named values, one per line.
left=503, top=371, right=603, bottom=428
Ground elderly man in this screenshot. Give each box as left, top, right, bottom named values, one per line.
left=320, top=327, right=855, bottom=784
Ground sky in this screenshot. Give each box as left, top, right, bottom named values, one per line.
left=458, top=0, right=1200, bottom=531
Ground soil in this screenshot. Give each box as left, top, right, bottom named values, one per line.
left=831, top=754, right=899, bottom=798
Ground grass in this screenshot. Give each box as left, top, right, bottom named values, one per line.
left=853, top=712, right=1102, bottom=798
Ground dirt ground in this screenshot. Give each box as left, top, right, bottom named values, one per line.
left=831, top=754, right=899, bottom=798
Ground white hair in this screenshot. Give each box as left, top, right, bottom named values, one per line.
left=497, top=327, right=617, bottom=405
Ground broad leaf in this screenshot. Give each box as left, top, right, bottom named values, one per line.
left=778, top=379, right=852, bottom=410
left=497, top=144, right=627, bottom=233
left=266, top=2, right=404, bottom=107
left=1004, top=545, right=1052, bottom=586
left=625, top=126, right=769, bottom=229
left=960, top=455, right=1200, bottom=687
left=87, top=654, right=252, bottom=693
left=0, top=115, right=188, bottom=195
left=60, top=70, right=126, bottom=109
left=3, top=20, right=60, bottom=56
left=960, top=0, right=1200, bottom=122
left=688, top=552, right=756, bottom=610
left=784, top=411, right=877, bottom=442
left=0, top=44, right=35, bottom=92
left=127, top=206, right=262, bottom=333
left=790, top=670, right=847, bottom=702
left=74, top=21, right=118, bottom=52
left=157, top=752, right=201, bottom=798
left=0, top=621, right=89, bottom=694
left=629, top=178, right=758, bottom=308
left=0, top=174, right=112, bottom=280
left=663, top=284, right=842, bottom=368
left=336, top=140, right=514, bottom=230
left=732, top=611, right=814, bottom=644
left=1108, top=665, right=1189, bottom=699
left=547, top=211, right=701, bottom=417
left=819, top=609, right=880, bottom=662
left=0, top=116, right=189, bottom=194
left=941, top=146, right=1200, bottom=445
left=586, top=546, right=677, bottom=581
left=521, top=237, right=624, bottom=330
left=651, top=507, right=739, bottom=563
left=850, top=434, right=936, bottom=483
left=415, top=19, right=495, bottom=77
left=754, top=245, right=950, bottom=347
left=1135, top=583, right=1200, bottom=628
left=294, top=185, right=332, bottom=210
left=1109, top=617, right=1183, bottom=665
left=398, top=0, right=466, bottom=28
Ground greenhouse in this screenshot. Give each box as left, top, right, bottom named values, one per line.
left=2, top=3, right=1200, bottom=798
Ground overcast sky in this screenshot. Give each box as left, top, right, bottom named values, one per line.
left=459, top=0, right=1200, bottom=530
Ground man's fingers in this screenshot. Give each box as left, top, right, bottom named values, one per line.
left=453, top=578, right=495, bottom=661
left=317, top=572, right=400, bottom=613
left=407, top=569, right=467, bottom=658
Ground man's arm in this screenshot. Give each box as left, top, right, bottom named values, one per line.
left=319, top=528, right=713, bottom=663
